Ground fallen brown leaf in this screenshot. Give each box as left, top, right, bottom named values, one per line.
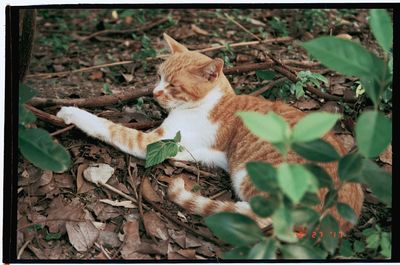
left=142, top=177, right=162, bottom=202
left=45, top=197, right=86, bottom=234
left=76, top=163, right=94, bottom=194
left=120, top=220, right=151, bottom=259
left=89, top=71, right=104, bottom=81
left=168, top=229, right=186, bottom=248
left=66, top=220, right=100, bottom=252
left=293, top=98, right=320, bottom=110
left=143, top=211, right=168, bottom=240
left=54, top=173, right=74, bottom=189
left=137, top=239, right=169, bottom=255
left=97, top=230, right=121, bottom=248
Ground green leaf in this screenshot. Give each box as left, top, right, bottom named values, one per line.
left=336, top=203, right=358, bottom=224
left=292, top=112, right=341, bottom=143
left=353, top=240, right=365, bottom=253
left=292, top=207, right=319, bottom=226
left=360, top=159, right=392, bottom=206
left=250, top=195, right=279, bottom=218
left=247, top=162, right=278, bottom=193
left=256, top=70, right=276, bottom=80
left=323, top=189, right=337, bottom=210
left=280, top=244, right=326, bottom=259
left=362, top=227, right=376, bottom=237
left=205, top=213, right=263, bottom=246
left=145, top=139, right=179, bottom=168
left=300, top=192, right=320, bottom=207
left=355, top=111, right=392, bottom=158
left=237, top=111, right=290, bottom=144
left=338, top=153, right=363, bottom=182
left=19, top=104, right=37, bottom=125
left=380, top=232, right=391, bottom=258
left=19, top=83, right=36, bottom=104
left=18, top=127, right=71, bottom=173
left=272, top=206, right=297, bottom=243
left=360, top=76, right=381, bottom=107
left=247, top=239, right=276, bottom=259
left=369, top=9, right=393, bottom=53
left=304, top=164, right=333, bottom=189
left=173, top=131, right=181, bottom=142
left=320, top=214, right=339, bottom=254
left=103, top=83, right=112, bottom=95
left=301, top=37, right=384, bottom=79
left=45, top=231, right=62, bottom=241
left=222, top=246, right=251, bottom=259
left=292, top=139, right=340, bottom=162
left=366, top=232, right=380, bottom=249
left=339, top=239, right=353, bottom=257
left=277, top=163, right=314, bottom=204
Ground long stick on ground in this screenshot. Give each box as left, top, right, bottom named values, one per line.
left=28, top=87, right=153, bottom=107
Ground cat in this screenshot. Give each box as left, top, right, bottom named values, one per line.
left=57, top=33, right=364, bottom=233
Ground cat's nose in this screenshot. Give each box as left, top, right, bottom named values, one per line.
left=153, top=90, right=164, bottom=97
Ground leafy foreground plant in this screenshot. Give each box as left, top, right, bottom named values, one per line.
left=204, top=9, right=392, bottom=259
left=19, top=83, right=71, bottom=172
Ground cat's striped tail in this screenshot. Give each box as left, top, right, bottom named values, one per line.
left=168, top=177, right=272, bottom=228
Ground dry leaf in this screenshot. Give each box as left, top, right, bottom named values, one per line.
left=142, top=177, right=162, bottom=202
left=54, top=173, right=74, bottom=188
left=122, top=73, right=134, bottom=82
left=159, top=175, right=172, bottom=184
left=191, top=24, right=209, bottom=36
left=379, top=144, right=392, bottom=165
left=83, top=163, right=114, bottom=185
left=177, top=249, right=196, bottom=259
left=293, top=98, right=320, bottom=110
left=46, top=197, right=86, bottom=234
left=66, top=220, right=99, bottom=252
left=185, top=235, right=203, bottom=248
left=121, top=220, right=151, bottom=259
left=99, top=199, right=136, bottom=209
left=98, top=230, right=121, bottom=248
left=38, top=170, right=53, bottom=186
left=92, top=203, right=123, bottom=221
left=137, top=239, right=169, bottom=255
left=168, top=229, right=186, bottom=248
left=77, top=163, right=94, bottom=194
left=143, top=211, right=168, bottom=240
left=320, top=101, right=343, bottom=114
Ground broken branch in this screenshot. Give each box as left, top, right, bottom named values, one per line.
left=28, top=87, right=153, bottom=107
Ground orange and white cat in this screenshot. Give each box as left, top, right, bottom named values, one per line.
left=57, top=33, right=364, bottom=232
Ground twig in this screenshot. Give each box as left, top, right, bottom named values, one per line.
left=80, top=17, right=169, bottom=41
left=28, top=87, right=153, bottom=107
left=209, top=190, right=228, bottom=200
left=169, top=160, right=217, bottom=178
left=143, top=197, right=223, bottom=246
left=25, top=37, right=293, bottom=80
left=24, top=104, right=65, bottom=126
left=250, top=77, right=287, bottom=97
left=197, top=37, right=293, bottom=53
left=224, top=13, right=262, bottom=42
left=17, top=239, right=31, bottom=259
left=50, top=124, right=75, bottom=136
left=94, top=242, right=112, bottom=260
left=257, top=49, right=355, bottom=103
left=224, top=61, right=273, bottom=75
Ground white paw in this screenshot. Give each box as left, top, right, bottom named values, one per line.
left=56, top=106, right=83, bottom=125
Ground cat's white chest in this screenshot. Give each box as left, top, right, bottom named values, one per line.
left=161, top=89, right=228, bottom=170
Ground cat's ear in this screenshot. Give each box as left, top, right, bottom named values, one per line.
left=163, top=33, right=188, bottom=53
left=193, top=58, right=224, bottom=81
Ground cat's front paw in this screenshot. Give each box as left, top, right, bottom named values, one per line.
left=57, top=106, right=83, bottom=125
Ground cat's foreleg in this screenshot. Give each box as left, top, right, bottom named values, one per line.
left=57, top=106, right=164, bottom=159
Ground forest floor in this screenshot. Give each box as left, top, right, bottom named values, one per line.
left=18, top=8, right=391, bottom=260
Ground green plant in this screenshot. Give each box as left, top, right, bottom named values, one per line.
left=204, top=9, right=392, bottom=259
left=268, top=17, right=289, bottom=37
left=291, top=71, right=328, bottom=99
left=145, top=131, right=182, bottom=168
left=131, top=34, right=157, bottom=71
left=19, top=83, right=71, bottom=172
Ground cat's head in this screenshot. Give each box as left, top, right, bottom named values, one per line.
left=153, top=33, right=226, bottom=110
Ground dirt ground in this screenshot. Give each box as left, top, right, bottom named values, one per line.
left=17, top=8, right=392, bottom=260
